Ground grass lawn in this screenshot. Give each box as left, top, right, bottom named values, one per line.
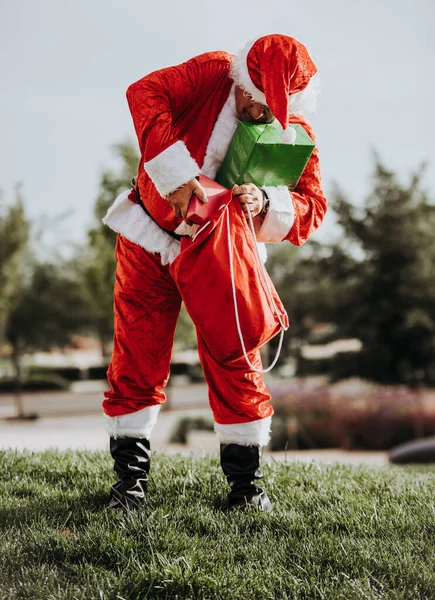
left=1, top=450, right=435, bottom=599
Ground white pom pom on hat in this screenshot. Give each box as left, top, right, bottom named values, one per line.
left=280, top=127, right=297, bottom=145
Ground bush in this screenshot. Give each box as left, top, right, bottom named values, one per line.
left=270, top=402, right=341, bottom=451
left=169, top=416, right=214, bottom=444
left=334, top=391, right=435, bottom=450
left=88, top=365, right=109, bottom=380
left=170, top=362, right=190, bottom=376
left=269, top=383, right=435, bottom=451
left=27, top=365, right=83, bottom=381
left=269, top=414, right=294, bottom=451
left=0, top=373, right=71, bottom=393
left=188, top=362, right=205, bottom=383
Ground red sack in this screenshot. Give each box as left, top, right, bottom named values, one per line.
left=170, top=185, right=289, bottom=365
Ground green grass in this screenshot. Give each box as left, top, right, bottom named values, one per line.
left=1, top=451, right=435, bottom=600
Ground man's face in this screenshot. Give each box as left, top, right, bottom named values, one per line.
left=234, top=86, right=275, bottom=124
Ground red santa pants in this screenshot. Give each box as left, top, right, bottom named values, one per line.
left=103, top=235, right=273, bottom=442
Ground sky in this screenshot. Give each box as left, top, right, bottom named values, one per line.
left=1, top=0, right=434, bottom=248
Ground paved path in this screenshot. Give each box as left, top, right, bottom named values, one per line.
left=0, top=381, right=209, bottom=419
left=0, top=409, right=213, bottom=455
left=0, top=405, right=388, bottom=466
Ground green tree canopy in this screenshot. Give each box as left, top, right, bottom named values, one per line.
left=331, top=160, right=435, bottom=384
left=79, top=141, right=140, bottom=358
left=6, top=261, right=90, bottom=354
left=274, top=157, right=435, bottom=385
left=0, top=186, right=30, bottom=341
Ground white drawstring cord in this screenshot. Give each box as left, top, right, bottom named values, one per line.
left=245, top=206, right=288, bottom=331
left=226, top=203, right=288, bottom=373
left=191, top=220, right=211, bottom=242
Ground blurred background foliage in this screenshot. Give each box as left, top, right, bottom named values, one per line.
left=1, top=139, right=435, bottom=396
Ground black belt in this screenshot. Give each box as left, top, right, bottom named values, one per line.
left=133, top=179, right=185, bottom=241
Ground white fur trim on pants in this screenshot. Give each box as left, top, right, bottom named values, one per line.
left=143, top=140, right=201, bottom=198
left=256, top=186, right=295, bottom=243
left=102, top=190, right=180, bottom=265
left=104, top=405, right=162, bottom=439
left=214, top=416, right=272, bottom=447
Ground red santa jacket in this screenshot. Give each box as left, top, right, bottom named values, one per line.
left=126, top=51, right=326, bottom=246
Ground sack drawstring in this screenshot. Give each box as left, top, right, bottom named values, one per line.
left=225, top=204, right=289, bottom=374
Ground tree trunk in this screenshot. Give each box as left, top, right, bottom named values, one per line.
left=11, top=341, right=25, bottom=419
left=99, top=331, right=112, bottom=362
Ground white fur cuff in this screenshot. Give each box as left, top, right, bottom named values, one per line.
left=256, top=186, right=295, bottom=243
left=214, top=416, right=272, bottom=447
left=104, top=405, right=162, bottom=439
left=143, top=140, right=201, bottom=198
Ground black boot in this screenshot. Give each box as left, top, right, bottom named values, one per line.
left=220, top=443, right=273, bottom=512
left=108, top=437, right=151, bottom=510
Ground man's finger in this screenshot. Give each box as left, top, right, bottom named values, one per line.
left=192, top=180, right=208, bottom=204
left=234, top=184, right=255, bottom=195
left=237, top=194, right=254, bottom=204
left=233, top=186, right=247, bottom=196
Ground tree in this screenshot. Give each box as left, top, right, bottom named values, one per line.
left=78, top=236, right=117, bottom=360
left=267, top=157, right=435, bottom=386
left=5, top=260, right=91, bottom=417
left=0, top=186, right=30, bottom=341
left=330, top=159, right=435, bottom=385
left=81, top=141, right=140, bottom=358
left=0, top=186, right=92, bottom=417
left=266, top=240, right=355, bottom=366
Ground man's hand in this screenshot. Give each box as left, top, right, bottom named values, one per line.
left=166, top=178, right=208, bottom=225
left=233, top=184, right=264, bottom=219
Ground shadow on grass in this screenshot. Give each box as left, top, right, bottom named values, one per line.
left=0, top=489, right=108, bottom=528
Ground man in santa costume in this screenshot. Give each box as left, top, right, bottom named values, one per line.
left=102, top=34, right=327, bottom=511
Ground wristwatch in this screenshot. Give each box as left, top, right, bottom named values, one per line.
left=260, top=189, right=270, bottom=216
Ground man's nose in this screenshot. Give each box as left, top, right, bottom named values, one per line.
left=250, top=103, right=264, bottom=120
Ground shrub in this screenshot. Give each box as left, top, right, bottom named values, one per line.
left=269, top=382, right=435, bottom=451
left=188, top=362, right=205, bottom=383
left=88, top=365, right=109, bottom=380
left=169, top=416, right=214, bottom=444
left=27, top=365, right=83, bottom=381
left=0, top=373, right=70, bottom=393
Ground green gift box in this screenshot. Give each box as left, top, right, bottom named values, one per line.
left=216, top=121, right=315, bottom=190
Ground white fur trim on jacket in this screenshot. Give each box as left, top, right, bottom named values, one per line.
left=102, top=190, right=180, bottom=265
left=143, top=140, right=201, bottom=198
left=102, top=86, right=238, bottom=258
left=214, top=416, right=272, bottom=447
left=104, top=405, right=161, bottom=439
left=256, top=186, right=295, bottom=243
left=201, top=85, right=238, bottom=179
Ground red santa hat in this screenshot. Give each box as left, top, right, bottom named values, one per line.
left=231, top=35, right=318, bottom=144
